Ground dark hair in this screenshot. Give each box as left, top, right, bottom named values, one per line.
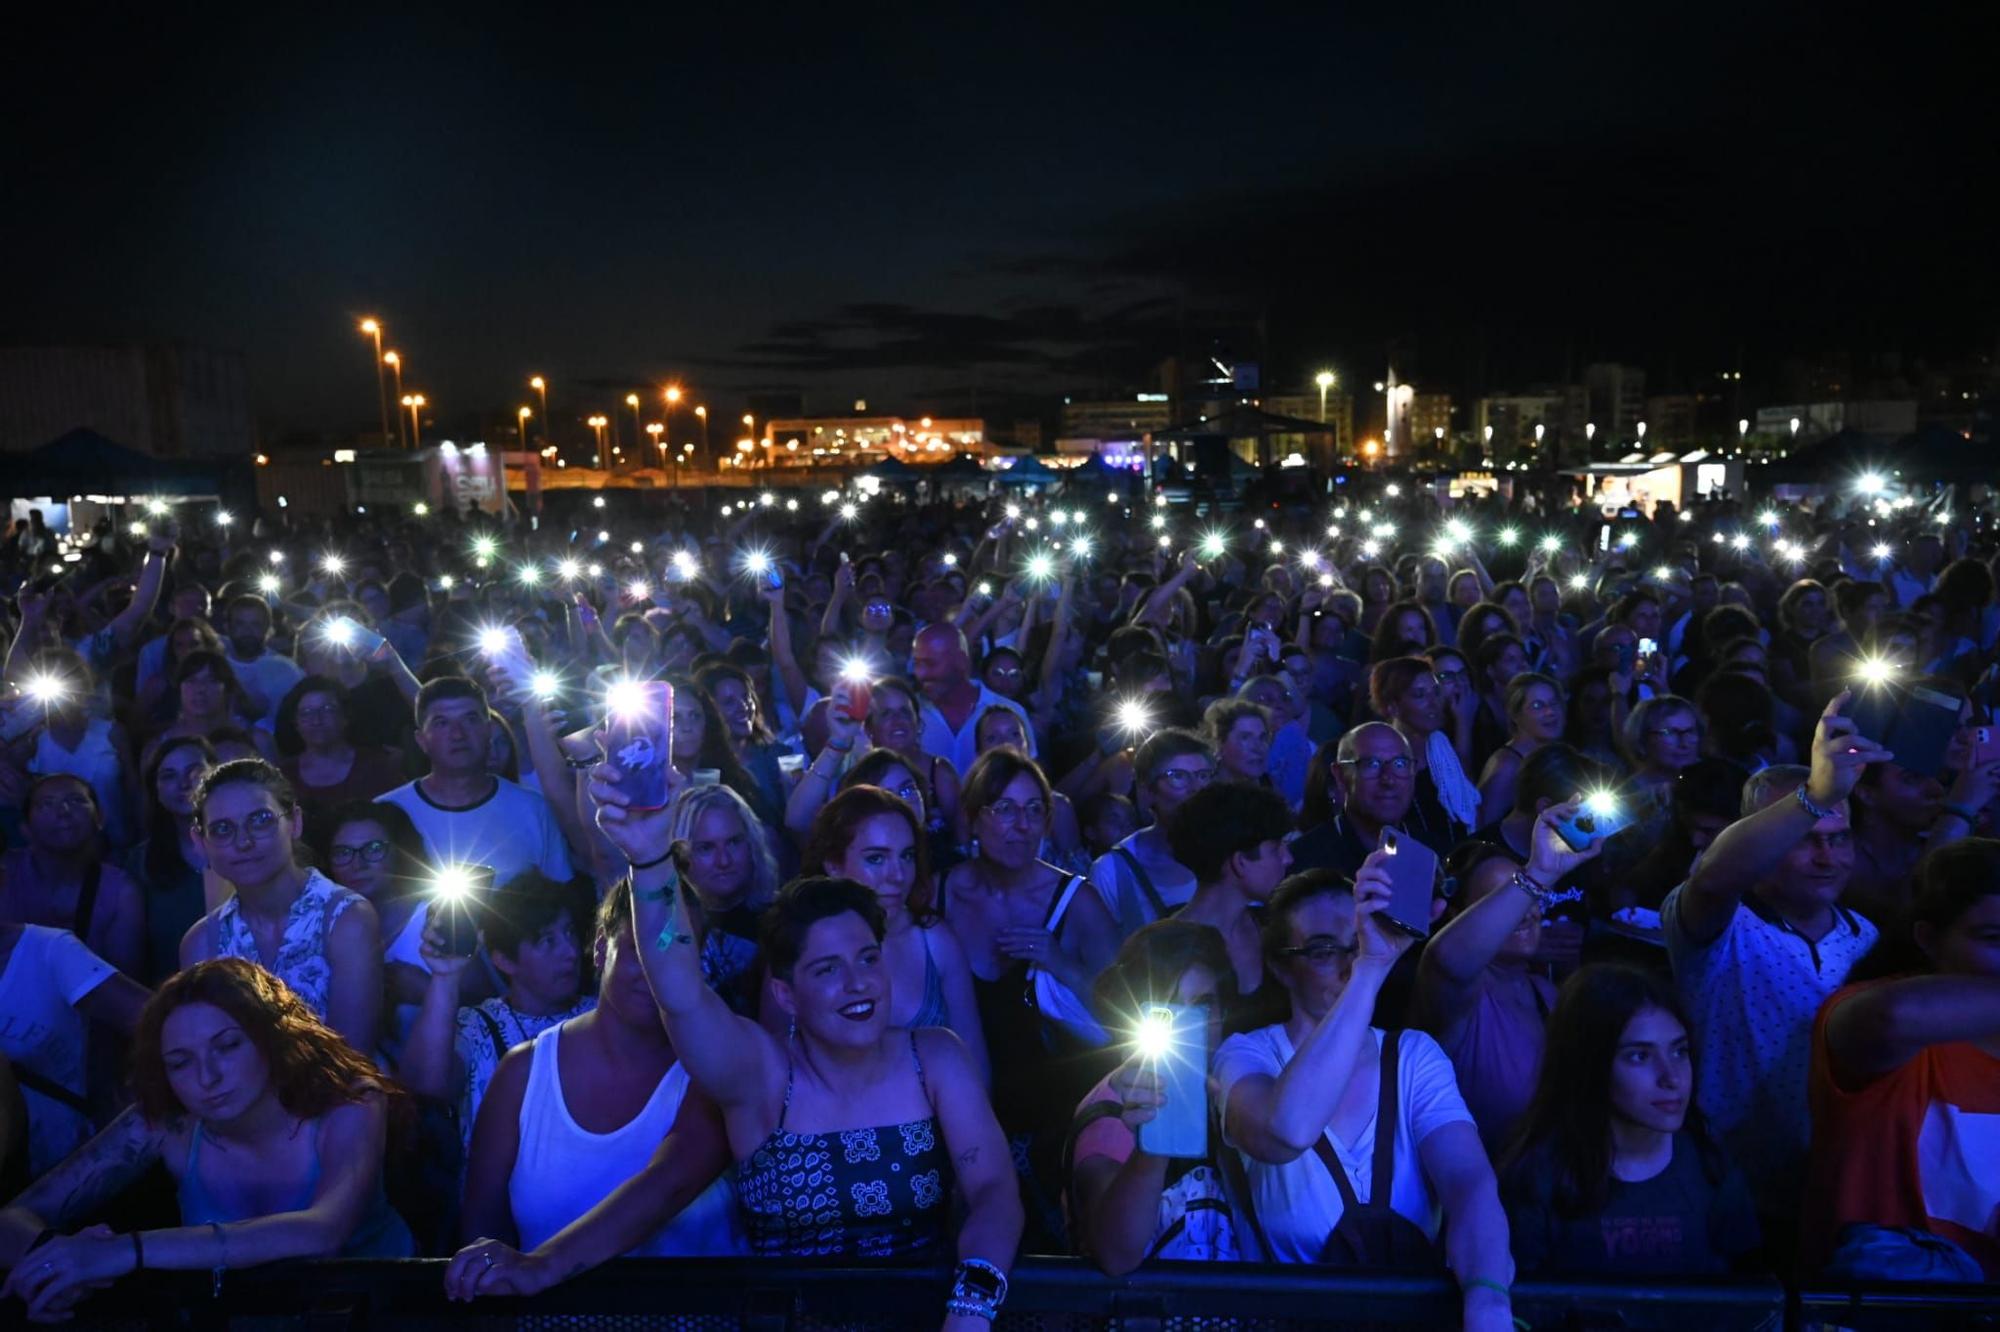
left=803, top=786, right=933, bottom=919
left=1368, top=656, right=1435, bottom=720
left=1133, top=728, right=1213, bottom=785
left=1695, top=669, right=1776, bottom=765
left=274, top=675, right=350, bottom=757
left=1698, top=605, right=1761, bottom=657
left=1849, top=837, right=2000, bottom=982
left=974, top=703, right=1031, bottom=751
left=1300, top=736, right=1342, bottom=832
left=1455, top=601, right=1519, bottom=669
left=479, top=870, right=592, bottom=961
left=695, top=660, right=773, bottom=745
left=1369, top=600, right=1437, bottom=664
left=1091, top=918, right=1237, bottom=1024
left=130, top=959, right=394, bottom=1125
left=144, top=736, right=219, bottom=887
left=414, top=674, right=487, bottom=727
left=1503, top=964, right=1722, bottom=1217
left=318, top=799, right=430, bottom=881
left=759, top=876, right=887, bottom=980
left=173, top=649, right=243, bottom=706
left=193, top=757, right=297, bottom=823
left=1513, top=743, right=1606, bottom=815
left=1165, top=781, right=1295, bottom=882
left=961, top=747, right=1052, bottom=822
left=842, top=747, right=926, bottom=802
left=1259, top=868, right=1356, bottom=963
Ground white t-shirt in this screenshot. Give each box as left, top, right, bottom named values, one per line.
left=227, top=648, right=306, bottom=724
left=917, top=683, right=1035, bottom=775
left=0, top=926, right=114, bottom=1178
left=1213, top=1024, right=1472, bottom=1263
left=381, top=777, right=575, bottom=886
left=1661, top=881, right=1877, bottom=1213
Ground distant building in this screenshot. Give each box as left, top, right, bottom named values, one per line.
left=1474, top=386, right=1589, bottom=464
left=1263, top=390, right=1355, bottom=463
left=1408, top=392, right=1452, bottom=457
left=1010, top=419, right=1044, bottom=450
left=761, top=414, right=985, bottom=464
left=1643, top=394, right=1700, bottom=451
left=1058, top=394, right=1173, bottom=440
left=0, top=343, right=254, bottom=459
left=1755, top=400, right=1918, bottom=443
left=1585, top=363, right=1647, bottom=448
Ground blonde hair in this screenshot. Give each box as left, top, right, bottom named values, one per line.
left=667, top=782, right=778, bottom=910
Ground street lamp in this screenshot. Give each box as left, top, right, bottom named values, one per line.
left=588, top=414, right=608, bottom=458
left=625, top=394, right=642, bottom=472
left=1314, top=370, right=1335, bottom=423
left=383, top=351, right=405, bottom=447
left=358, top=317, right=390, bottom=446
left=530, top=376, right=549, bottom=449
left=401, top=394, right=427, bottom=450
left=518, top=405, right=533, bottom=450
left=1636, top=420, right=1648, bottom=444
left=742, top=413, right=757, bottom=466
left=694, top=405, right=708, bottom=469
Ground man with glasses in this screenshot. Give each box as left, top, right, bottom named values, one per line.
left=1087, top=730, right=1215, bottom=938
left=1289, top=722, right=1428, bottom=879
left=1661, top=696, right=1886, bottom=1236
left=382, top=678, right=573, bottom=886
left=0, top=775, right=143, bottom=977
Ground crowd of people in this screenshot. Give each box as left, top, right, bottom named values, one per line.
left=1, top=477, right=1996, bottom=1327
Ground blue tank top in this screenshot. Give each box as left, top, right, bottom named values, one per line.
left=177, top=1117, right=413, bottom=1258
left=907, top=928, right=949, bottom=1032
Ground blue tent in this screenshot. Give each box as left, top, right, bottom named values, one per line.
left=11, top=429, right=223, bottom=498
left=991, top=456, right=1061, bottom=487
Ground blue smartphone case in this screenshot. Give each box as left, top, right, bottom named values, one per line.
left=1136, top=1004, right=1208, bottom=1160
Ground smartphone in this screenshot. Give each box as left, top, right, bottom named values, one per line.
left=603, top=681, right=676, bottom=809
left=435, top=866, right=495, bottom=957
left=1134, top=1003, right=1208, bottom=1160
left=764, top=565, right=785, bottom=591
left=1553, top=793, right=1640, bottom=852
left=1378, top=828, right=1438, bottom=938
left=479, top=624, right=534, bottom=681
left=1849, top=682, right=1961, bottom=778
left=1638, top=637, right=1659, bottom=658
left=1973, top=725, right=2000, bottom=768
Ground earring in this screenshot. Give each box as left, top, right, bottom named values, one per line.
left=969, top=836, right=981, bottom=859
left=787, top=1018, right=797, bottom=1043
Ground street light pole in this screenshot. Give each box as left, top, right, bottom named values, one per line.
left=403, top=394, right=426, bottom=451
left=694, top=406, right=709, bottom=471
left=625, top=394, right=642, bottom=475
left=359, top=318, right=390, bottom=446
left=384, top=351, right=406, bottom=447
left=518, top=406, right=533, bottom=455
left=531, top=377, right=549, bottom=452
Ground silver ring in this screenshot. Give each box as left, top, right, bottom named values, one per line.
left=480, top=1253, right=495, bottom=1267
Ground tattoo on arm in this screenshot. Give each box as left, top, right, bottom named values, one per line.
left=18, top=1109, right=162, bottom=1228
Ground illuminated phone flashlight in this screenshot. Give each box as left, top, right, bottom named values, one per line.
left=321, top=553, right=347, bottom=576
left=324, top=617, right=357, bottom=648
left=1444, top=518, right=1471, bottom=546
left=976, top=580, right=993, bottom=596
left=605, top=677, right=646, bottom=718
left=821, top=490, right=840, bottom=505
left=786, top=498, right=799, bottom=511
left=1199, top=532, right=1227, bottom=559
left=1116, top=697, right=1153, bottom=737
left=839, top=657, right=873, bottom=685
left=1326, top=523, right=1341, bottom=538
left=629, top=541, right=645, bottom=554
left=1757, top=510, right=1778, bottom=527
left=1539, top=534, right=1561, bottom=553
left=627, top=580, right=650, bottom=601
left=1023, top=516, right=1040, bottom=532
left=517, top=564, right=543, bottom=586
left=1299, top=549, right=1320, bottom=568
left=942, top=552, right=959, bottom=566
left=586, top=562, right=603, bottom=577
left=431, top=865, right=477, bottom=902
left=1569, top=573, right=1589, bottom=591
left=1026, top=551, right=1057, bottom=582
left=1617, top=532, right=1638, bottom=550
left=1857, top=656, right=1896, bottom=687
left=719, top=504, right=733, bottom=516
left=1856, top=472, right=1885, bottom=496
left=743, top=549, right=772, bottom=578
left=267, top=549, right=285, bottom=564
left=1361, top=539, right=1381, bottom=558
left=592, top=496, right=606, bottom=509
left=1251, top=518, right=1266, bottom=531
left=214, top=510, right=235, bottom=528
left=128, top=520, right=148, bottom=538
left=472, top=535, right=498, bottom=561
left=477, top=626, right=512, bottom=656
left=257, top=572, right=281, bottom=594
left=672, top=550, right=699, bottom=580
left=1872, top=543, right=1893, bottom=560
left=530, top=669, right=562, bottom=700
left=23, top=671, right=70, bottom=707
left=1497, top=527, right=1520, bottom=547
left=413, top=501, right=430, bottom=517
left=760, top=492, right=776, bottom=508
left=1730, top=533, right=1750, bottom=550
left=1005, top=504, right=1021, bottom=520
left=438, top=574, right=455, bottom=590
left=557, top=558, right=582, bottom=580
left=1267, top=538, right=1285, bottom=555
left=1318, top=572, right=1335, bottom=587
left=1157, top=534, right=1171, bottom=549
left=1653, top=566, right=1674, bottom=581
left=840, top=503, right=858, bottom=521
left=1051, top=511, right=1069, bottom=528
left=596, top=529, right=610, bottom=543
left=145, top=499, right=169, bottom=516
left=1583, top=789, right=1622, bottom=819
left=1150, top=513, right=1167, bottom=530
left=1069, top=535, right=1093, bottom=558
left=1385, top=483, right=1402, bottom=498
left=1133, top=1008, right=1176, bottom=1061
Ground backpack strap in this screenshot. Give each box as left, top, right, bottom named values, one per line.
left=474, top=1005, right=508, bottom=1057
left=1215, top=1133, right=1273, bottom=1262
left=1309, top=1029, right=1401, bottom=1213
left=11, top=1063, right=91, bottom=1116
left=1114, top=847, right=1171, bottom=919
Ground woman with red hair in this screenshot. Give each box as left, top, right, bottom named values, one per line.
left=0, top=959, right=411, bottom=1323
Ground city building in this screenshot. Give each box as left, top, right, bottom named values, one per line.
left=1585, top=362, right=1647, bottom=448
left=1058, top=394, right=1174, bottom=440
left=760, top=414, right=986, bottom=464
left=1474, top=386, right=1589, bottom=464
left=1263, top=389, right=1355, bottom=463
left=1642, top=394, right=1700, bottom=451
left=1754, top=400, right=1918, bottom=446
left=0, top=343, right=254, bottom=459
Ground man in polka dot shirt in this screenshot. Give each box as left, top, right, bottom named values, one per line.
left=1661, top=693, right=1887, bottom=1236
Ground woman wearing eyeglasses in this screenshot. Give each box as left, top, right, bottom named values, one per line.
left=316, top=800, right=457, bottom=1053
left=1621, top=696, right=1703, bottom=805
left=275, top=678, right=407, bottom=846
left=941, top=748, right=1121, bottom=1246
left=178, top=760, right=383, bottom=1058
left=1476, top=674, right=1566, bottom=828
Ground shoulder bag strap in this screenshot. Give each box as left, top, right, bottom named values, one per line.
left=1368, top=1029, right=1403, bottom=1209
left=11, top=1063, right=91, bottom=1116
left=74, top=860, right=103, bottom=942
left=1114, top=847, right=1170, bottom=919
left=1042, top=873, right=1086, bottom=933
left=1215, top=1134, right=1274, bottom=1262
left=474, top=1005, right=508, bottom=1056
left=1310, top=1135, right=1364, bottom=1214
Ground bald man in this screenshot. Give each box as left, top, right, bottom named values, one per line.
left=910, top=623, right=1035, bottom=773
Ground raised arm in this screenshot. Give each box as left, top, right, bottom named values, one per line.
left=1224, top=857, right=1411, bottom=1161
left=101, top=535, right=174, bottom=652
left=762, top=584, right=810, bottom=718
left=588, top=759, right=777, bottom=1121
left=0, top=1108, right=164, bottom=1265
left=782, top=685, right=862, bottom=837
left=1676, top=692, right=1886, bottom=944
left=1824, top=973, right=2000, bottom=1085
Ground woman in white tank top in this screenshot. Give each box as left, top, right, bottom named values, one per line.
left=445, top=882, right=742, bottom=1300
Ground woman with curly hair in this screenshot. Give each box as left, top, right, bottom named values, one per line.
left=0, top=959, right=412, bottom=1322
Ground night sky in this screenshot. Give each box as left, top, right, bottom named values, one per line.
left=5, top=5, right=1994, bottom=434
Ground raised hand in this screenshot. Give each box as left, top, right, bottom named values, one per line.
left=1352, top=848, right=1418, bottom=970
left=1812, top=689, right=1892, bottom=807
left=1525, top=796, right=1606, bottom=881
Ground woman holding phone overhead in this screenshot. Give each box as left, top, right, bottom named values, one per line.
left=586, top=751, right=1022, bottom=1330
